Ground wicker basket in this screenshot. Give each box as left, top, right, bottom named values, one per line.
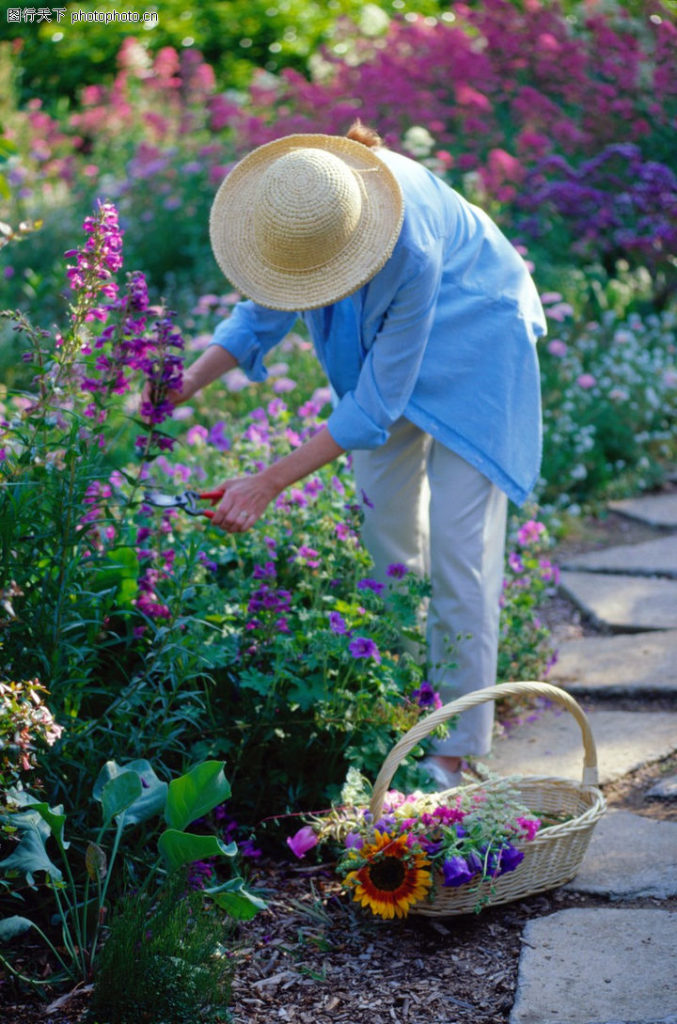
left=369, top=681, right=606, bottom=916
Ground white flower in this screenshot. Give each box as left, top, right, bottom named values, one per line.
left=403, top=125, right=436, bottom=158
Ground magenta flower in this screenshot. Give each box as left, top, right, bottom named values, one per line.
left=577, top=373, right=597, bottom=389
left=516, top=816, right=541, bottom=841
left=287, top=825, right=318, bottom=859
left=517, top=519, right=546, bottom=546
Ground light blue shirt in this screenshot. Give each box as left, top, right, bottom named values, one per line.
left=211, top=148, right=546, bottom=506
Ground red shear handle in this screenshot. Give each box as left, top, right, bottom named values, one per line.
left=198, top=489, right=225, bottom=519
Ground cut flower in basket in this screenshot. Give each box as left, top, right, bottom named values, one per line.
left=287, top=768, right=542, bottom=919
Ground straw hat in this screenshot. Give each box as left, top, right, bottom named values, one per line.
left=209, top=134, right=404, bottom=311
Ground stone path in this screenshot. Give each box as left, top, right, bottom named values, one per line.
left=487, top=491, right=677, bottom=1024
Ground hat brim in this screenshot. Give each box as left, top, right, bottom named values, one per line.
left=209, top=134, right=404, bottom=312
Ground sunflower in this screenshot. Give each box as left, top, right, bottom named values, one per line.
left=343, top=830, right=432, bottom=919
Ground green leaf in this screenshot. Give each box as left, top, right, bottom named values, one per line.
left=0, top=916, right=35, bottom=943
left=89, top=546, right=139, bottom=602
left=20, top=801, right=69, bottom=854
left=101, top=772, right=142, bottom=826
left=204, top=877, right=267, bottom=920
left=0, top=138, right=18, bottom=160
left=93, top=760, right=168, bottom=825
left=0, top=815, right=63, bottom=885
left=157, top=830, right=237, bottom=873
left=164, top=761, right=231, bottom=831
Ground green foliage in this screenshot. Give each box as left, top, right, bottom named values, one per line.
left=88, top=872, right=233, bottom=1024
left=0, top=759, right=262, bottom=988
left=1, top=0, right=442, bottom=104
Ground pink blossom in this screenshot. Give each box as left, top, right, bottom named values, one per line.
left=517, top=519, right=546, bottom=546
left=287, top=826, right=318, bottom=859
left=577, top=373, right=597, bottom=390
left=547, top=339, right=568, bottom=357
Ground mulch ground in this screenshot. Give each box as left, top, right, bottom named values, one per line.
left=2, top=748, right=675, bottom=1024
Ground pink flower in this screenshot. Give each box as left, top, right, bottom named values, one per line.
left=547, top=339, right=568, bottom=357
left=516, top=815, right=541, bottom=841
left=287, top=826, right=318, bottom=859
left=517, top=519, right=546, bottom=546
left=577, top=373, right=597, bottom=390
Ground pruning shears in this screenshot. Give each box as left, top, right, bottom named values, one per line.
left=143, top=488, right=225, bottom=519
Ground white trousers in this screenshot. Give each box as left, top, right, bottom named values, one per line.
left=352, top=417, right=508, bottom=757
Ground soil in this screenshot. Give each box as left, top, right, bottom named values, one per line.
left=2, top=498, right=675, bottom=1024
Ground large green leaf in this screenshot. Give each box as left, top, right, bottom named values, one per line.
left=164, top=761, right=231, bottom=831
left=0, top=916, right=35, bottom=943
left=204, top=877, right=267, bottom=920
left=100, top=772, right=143, bottom=827
left=89, top=546, right=139, bottom=602
left=157, top=830, right=237, bottom=873
left=0, top=816, right=62, bottom=885
left=21, top=802, right=69, bottom=854
left=93, top=760, right=168, bottom=826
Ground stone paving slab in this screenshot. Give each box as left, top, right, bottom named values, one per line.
left=560, top=536, right=677, bottom=578
left=484, top=706, right=677, bottom=785
left=608, top=493, right=677, bottom=528
left=548, top=631, right=677, bottom=695
left=565, top=810, right=677, bottom=899
left=559, top=571, right=677, bottom=631
left=647, top=774, right=677, bottom=800
left=510, top=908, right=677, bottom=1024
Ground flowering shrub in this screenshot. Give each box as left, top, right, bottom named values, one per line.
left=2, top=2, right=676, bottom=315
left=0, top=202, right=561, bottom=835
left=538, top=302, right=677, bottom=508
left=0, top=676, right=62, bottom=800
left=498, top=516, right=559, bottom=683
left=287, top=769, right=541, bottom=918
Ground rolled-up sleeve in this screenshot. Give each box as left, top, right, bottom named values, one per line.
left=327, top=243, right=444, bottom=450
left=211, top=301, right=298, bottom=382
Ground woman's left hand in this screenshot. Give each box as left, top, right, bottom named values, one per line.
left=209, top=472, right=281, bottom=533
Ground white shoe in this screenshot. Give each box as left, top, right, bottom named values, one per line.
left=422, top=758, right=462, bottom=790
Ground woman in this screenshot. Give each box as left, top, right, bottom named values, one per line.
left=162, top=121, right=546, bottom=785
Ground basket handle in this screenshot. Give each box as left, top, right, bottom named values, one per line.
left=369, top=680, right=599, bottom=819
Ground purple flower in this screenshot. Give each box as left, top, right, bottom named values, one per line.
left=344, top=832, right=364, bottom=850
left=198, top=552, right=218, bottom=572
left=411, top=680, right=442, bottom=710
left=386, top=563, right=408, bottom=579
left=207, top=421, right=230, bottom=451
left=508, top=552, right=525, bottom=573
left=348, top=636, right=381, bottom=663
left=441, top=856, right=476, bottom=888
left=252, top=561, right=276, bottom=580
left=238, top=838, right=262, bottom=859
left=329, top=611, right=348, bottom=635
left=357, top=578, right=386, bottom=596
left=497, top=844, right=524, bottom=875
left=286, top=826, right=318, bottom=859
